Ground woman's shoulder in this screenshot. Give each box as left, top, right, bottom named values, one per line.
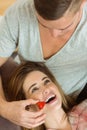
left=69, top=99, right=87, bottom=117
left=68, top=99, right=87, bottom=130
left=73, top=99, right=87, bottom=111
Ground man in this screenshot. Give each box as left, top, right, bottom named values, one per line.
left=0, top=0, right=87, bottom=129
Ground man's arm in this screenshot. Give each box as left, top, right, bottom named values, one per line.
left=0, top=76, right=6, bottom=100
left=0, top=57, right=46, bottom=128
left=0, top=57, right=8, bottom=100
left=0, top=57, right=9, bottom=116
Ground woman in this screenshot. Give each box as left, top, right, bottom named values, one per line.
left=0, top=0, right=87, bottom=128
left=8, top=61, right=87, bottom=130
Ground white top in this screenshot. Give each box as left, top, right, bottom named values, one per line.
left=0, top=0, right=87, bottom=94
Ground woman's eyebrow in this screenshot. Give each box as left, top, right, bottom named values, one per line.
left=28, top=83, right=37, bottom=91
left=42, top=76, right=48, bottom=80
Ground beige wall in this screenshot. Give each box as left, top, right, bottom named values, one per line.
left=0, top=0, right=15, bottom=15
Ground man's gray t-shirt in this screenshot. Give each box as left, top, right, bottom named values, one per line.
left=0, top=0, right=87, bottom=94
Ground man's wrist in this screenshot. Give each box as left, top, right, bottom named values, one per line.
left=0, top=98, right=7, bottom=117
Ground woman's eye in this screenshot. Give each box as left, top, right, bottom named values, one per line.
left=44, top=79, right=51, bottom=85
left=31, top=87, right=39, bottom=93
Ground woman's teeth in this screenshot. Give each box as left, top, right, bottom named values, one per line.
left=46, top=95, right=56, bottom=103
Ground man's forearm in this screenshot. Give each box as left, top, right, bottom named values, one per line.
left=0, top=76, right=7, bottom=116
left=0, top=76, right=6, bottom=99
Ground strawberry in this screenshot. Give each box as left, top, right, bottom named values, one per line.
left=37, top=101, right=45, bottom=109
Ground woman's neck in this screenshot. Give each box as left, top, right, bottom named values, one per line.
left=46, top=119, right=72, bottom=130
left=45, top=108, right=72, bottom=130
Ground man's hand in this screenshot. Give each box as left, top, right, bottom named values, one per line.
left=1, top=99, right=46, bottom=128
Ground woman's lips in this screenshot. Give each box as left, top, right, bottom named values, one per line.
left=45, top=95, right=56, bottom=104
left=36, top=94, right=57, bottom=109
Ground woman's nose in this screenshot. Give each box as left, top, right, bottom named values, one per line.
left=42, top=86, right=50, bottom=95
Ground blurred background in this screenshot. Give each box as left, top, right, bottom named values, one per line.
left=0, top=0, right=15, bottom=15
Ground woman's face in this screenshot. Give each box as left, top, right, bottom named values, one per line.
left=23, top=71, right=62, bottom=109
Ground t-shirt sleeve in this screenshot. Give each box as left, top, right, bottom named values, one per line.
left=0, top=3, right=19, bottom=57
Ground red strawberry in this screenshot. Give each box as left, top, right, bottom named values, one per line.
left=37, top=101, right=45, bottom=109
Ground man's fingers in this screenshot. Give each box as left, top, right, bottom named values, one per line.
left=25, top=99, right=39, bottom=105
left=20, top=116, right=45, bottom=128
left=5, top=100, right=46, bottom=129
left=12, top=112, right=46, bottom=128
left=24, top=108, right=45, bottom=118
